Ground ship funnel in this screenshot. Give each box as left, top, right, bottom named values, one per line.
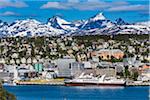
left=79, top=73, right=85, bottom=78
left=99, top=74, right=106, bottom=81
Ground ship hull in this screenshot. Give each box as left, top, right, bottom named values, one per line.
left=65, top=82, right=126, bottom=86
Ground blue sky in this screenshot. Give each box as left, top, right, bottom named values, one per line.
left=0, top=0, right=149, bottom=23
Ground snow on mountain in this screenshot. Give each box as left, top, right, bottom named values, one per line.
left=6, top=19, right=65, bottom=37
left=115, top=18, right=129, bottom=25
left=0, top=20, right=8, bottom=28
left=47, top=16, right=77, bottom=31
left=72, top=20, right=85, bottom=27
left=0, top=12, right=149, bottom=37
left=0, top=20, right=9, bottom=37
left=79, top=12, right=115, bottom=30
left=73, top=14, right=150, bottom=35
left=136, top=21, right=150, bottom=27
left=91, top=12, right=106, bottom=21
left=119, top=24, right=150, bottom=34
left=71, top=23, right=150, bottom=36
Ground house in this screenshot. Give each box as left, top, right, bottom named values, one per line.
left=0, top=64, right=4, bottom=72
left=124, top=57, right=142, bottom=68
left=138, top=64, right=150, bottom=81
left=42, top=71, right=56, bottom=79
left=33, top=63, right=43, bottom=73
left=42, top=62, right=57, bottom=79
left=17, top=66, right=37, bottom=80
left=0, top=58, right=5, bottom=64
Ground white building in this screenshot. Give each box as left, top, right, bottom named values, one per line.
left=56, top=58, right=76, bottom=77
left=70, top=62, right=84, bottom=76
left=82, top=61, right=91, bottom=69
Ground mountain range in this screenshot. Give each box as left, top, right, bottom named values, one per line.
left=0, top=12, right=149, bottom=37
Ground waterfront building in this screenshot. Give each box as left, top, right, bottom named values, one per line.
left=0, top=72, right=10, bottom=82
left=16, top=65, right=38, bottom=80
left=42, top=63, right=57, bottom=79
left=138, top=64, right=150, bottom=81
left=56, top=57, right=76, bottom=77
left=34, top=63, right=43, bottom=73
left=70, top=62, right=84, bottom=76
left=5, top=65, right=16, bottom=74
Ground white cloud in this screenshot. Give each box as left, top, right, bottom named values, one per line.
left=0, top=11, right=19, bottom=16
left=112, top=1, right=129, bottom=6
left=74, top=2, right=110, bottom=10
left=68, top=0, right=79, bottom=3
left=40, top=0, right=148, bottom=12
left=0, top=0, right=28, bottom=8
left=108, top=5, right=148, bottom=12
left=40, top=1, right=110, bottom=10
left=87, top=0, right=99, bottom=2
left=40, top=2, right=68, bottom=9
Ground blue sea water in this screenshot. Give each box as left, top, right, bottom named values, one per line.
left=3, top=85, right=149, bottom=100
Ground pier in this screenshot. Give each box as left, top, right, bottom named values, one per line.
left=16, top=82, right=64, bottom=85
left=16, top=79, right=65, bottom=86
left=126, top=82, right=150, bottom=86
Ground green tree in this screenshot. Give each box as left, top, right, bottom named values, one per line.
left=124, top=66, right=130, bottom=78
left=131, top=69, right=139, bottom=81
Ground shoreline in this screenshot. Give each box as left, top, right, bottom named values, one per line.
left=3, top=82, right=150, bottom=87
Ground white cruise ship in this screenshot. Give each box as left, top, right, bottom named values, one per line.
left=65, top=73, right=126, bottom=86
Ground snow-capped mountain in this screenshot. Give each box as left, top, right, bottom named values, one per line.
left=71, top=23, right=150, bottom=36
left=47, top=16, right=77, bottom=31
left=0, top=12, right=149, bottom=37
left=79, top=12, right=115, bottom=30
left=0, top=20, right=8, bottom=28
left=5, top=19, right=65, bottom=37
left=136, top=21, right=150, bottom=27
left=72, top=20, right=85, bottom=27
left=71, top=13, right=149, bottom=35
left=0, top=20, right=9, bottom=37
left=115, top=18, right=129, bottom=25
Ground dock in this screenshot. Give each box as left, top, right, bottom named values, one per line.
left=16, top=82, right=64, bottom=85
left=126, top=82, right=150, bottom=86
left=15, top=79, right=65, bottom=86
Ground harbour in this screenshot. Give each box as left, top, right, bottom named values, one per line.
left=0, top=0, right=149, bottom=99
left=3, top=85, right=149, bottom=100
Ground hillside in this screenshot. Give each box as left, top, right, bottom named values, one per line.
left=0, top=83, right=16, bottom=100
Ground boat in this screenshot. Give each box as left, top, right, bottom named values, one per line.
left=65, top=73, right=126, bottom=86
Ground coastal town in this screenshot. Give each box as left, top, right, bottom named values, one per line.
left=0, top=34, right=149, bottom=86
left=0, top=0, right=149, bottom=99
